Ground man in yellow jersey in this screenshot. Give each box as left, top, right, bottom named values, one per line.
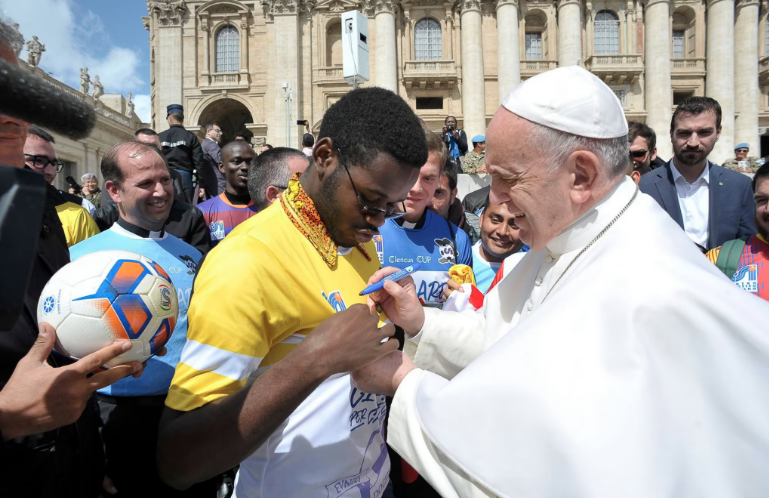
left=157, top=88, right=429, bottom=498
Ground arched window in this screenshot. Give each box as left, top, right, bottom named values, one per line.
left=327, top=22, right=343, bottom=66
left=594, top=10, right=620, bottom=55
left=216, top=25, right=240, bottom=73
left=415, top=19, right=442, bottom=61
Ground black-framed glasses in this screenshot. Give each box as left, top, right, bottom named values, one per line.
left=630, top=149, right=649, bottom=159
left=25, top=154, right=63, bottom=172
left=736, top=148, right=749, bottom=154
left=336, top=148, right=406, bottom=220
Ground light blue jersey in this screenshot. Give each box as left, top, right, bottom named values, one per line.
left=70, top=223, right=201, bottom=396
left=472, top=241, right=502, bottom=294
left=377, top=210, right=472, bottom=304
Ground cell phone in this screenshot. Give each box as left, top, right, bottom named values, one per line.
left=297, top=120, right=307, bottom=126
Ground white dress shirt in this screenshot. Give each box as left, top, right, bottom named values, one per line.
left=670, top=159, right=710, bottom=247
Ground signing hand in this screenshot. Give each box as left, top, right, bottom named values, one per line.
left=0, top=324, right=145, bottom=441
left=365, top=267, right=424, bottom=336
left=442, top=278, right=464, bottom=302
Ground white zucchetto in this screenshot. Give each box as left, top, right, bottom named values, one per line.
left=501, top=66, right=628, bottom=139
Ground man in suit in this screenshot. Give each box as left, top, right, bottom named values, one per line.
left=639, top=97, right=755, bottom=251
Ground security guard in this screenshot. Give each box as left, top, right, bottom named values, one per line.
left=461, top=135, right=487, bottom=174
left=158, top=104, right=204, bottom=203
left=723, top=142, right=766, bottom=174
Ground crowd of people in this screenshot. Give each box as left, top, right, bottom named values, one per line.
left=2, top=17, right=769, bottom=498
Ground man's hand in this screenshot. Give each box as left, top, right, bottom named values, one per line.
left=198, top=188, right=205, bottom=200
left=365, top=267, right=425, bottom=336
left=352, top=351, right=416, bottom=397
left=442, top=278, right=464, bottom=302
left=441, top=126, right=448, bottom=137
left=81, top=186, right=91, bottom=196
left=296, top=304, right=398, bottom=378
left=0, top=324, right=144, bottom=441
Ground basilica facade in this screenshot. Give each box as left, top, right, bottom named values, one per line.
left=145, top=0, right=769, bottom=163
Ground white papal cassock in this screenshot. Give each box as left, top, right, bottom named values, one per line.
left=389, top=177, right=769, bottom=498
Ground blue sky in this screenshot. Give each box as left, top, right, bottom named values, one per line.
left=1, top=0, right=152, bottom=121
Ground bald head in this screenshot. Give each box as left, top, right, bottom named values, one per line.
left=221, top=140, right=254, bottom=163
left=101, top=141, right=166, bottom=189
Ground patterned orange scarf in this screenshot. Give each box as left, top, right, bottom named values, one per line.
left=280, top=173, right=370, bottom=268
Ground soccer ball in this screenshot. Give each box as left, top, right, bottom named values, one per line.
left=37, top=250, right=178, bottom=368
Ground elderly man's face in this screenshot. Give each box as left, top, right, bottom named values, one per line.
left=83, top=177, right=99, bottom=191
left=484, top=110, right=574, bottom=251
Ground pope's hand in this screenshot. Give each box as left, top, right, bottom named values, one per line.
left=442, top=278, right=464, bottom=302
left=366, top=267, right=424, bottom=337
left=352, top=351, right=416, bottom=397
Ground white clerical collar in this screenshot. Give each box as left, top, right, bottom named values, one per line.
left=670, top=158, right=710, bottom=186
left=337, top=246, right=353, bottom=256
left=111, top=220, right=167, bottom=240
left=546, top=176, right=636, bottom=256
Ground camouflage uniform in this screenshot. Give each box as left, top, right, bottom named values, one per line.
left=462, top=151, right=485, bottom=173
left=722, top=157, right=765, bottom=174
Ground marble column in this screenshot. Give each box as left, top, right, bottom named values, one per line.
left=150, top=1, right=186, bottom=131
left=271, top=3, right=301, bottom=147
left=496, top=0, right=520, bottom=101
left=240, top=16, right=249, bottom=78
left=375, top=0, right=398, bottom=92
left=706, top=0, right=735, bottom=164
left=644, top=0, right=673, bottom=160
left=557, top=0, right=582, bottom=67
left=459, top=0, right=487, bottom=138
left=734, top=0, right=760, bottom=154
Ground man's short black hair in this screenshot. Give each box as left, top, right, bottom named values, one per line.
left=671, top=97, right=722, bottom=133
left=205, top=123, right=219, bottom=132
left=302, top=133, right=315, bottom=148
left=134, top=128, right=157, bottom=138
left=317, top=87, right=427, bottom=169
left=28, top=125, right=55, bottom=144
left=102, top=141, right=165, bottom=189
left=752, top=161, right=769, bottom=193
left=442, top=160, right=458, bottom=192
left=169, top=113, right=184, bottom=122
left=627, top=121, right=656, bottom=151
left=248, top=147, right=308, bottom=210
left=262, top=143, right=273, bottom=150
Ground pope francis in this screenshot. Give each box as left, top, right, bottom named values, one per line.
left=352, top=66, right=769, bottom=498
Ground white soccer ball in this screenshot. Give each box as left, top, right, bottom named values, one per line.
left=37, top=250, right=179, bottom=368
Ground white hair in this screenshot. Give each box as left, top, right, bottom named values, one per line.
left=528, top=122, right=629, bottom=179
left=81, top=172, right=97, bottom=182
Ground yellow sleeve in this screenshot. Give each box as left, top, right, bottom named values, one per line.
left=166, top=234, right=302, bottom=412
left=72, top=208, right=100, bottom=246
left=706, top=246, right=721, bottom=265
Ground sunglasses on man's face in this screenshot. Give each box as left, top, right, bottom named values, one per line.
left=630, top=150, right=649, bottom=159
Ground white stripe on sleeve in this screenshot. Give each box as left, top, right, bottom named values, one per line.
left=179, top=339, right=263, bottom=381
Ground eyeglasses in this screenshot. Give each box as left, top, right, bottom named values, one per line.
left=336, top=148, right=406, bottom=220
left=630, top=149, right=649, bottom=159
left=736, top=149, right=749, bottom=154
left=25, top=154, right=63, bottom=172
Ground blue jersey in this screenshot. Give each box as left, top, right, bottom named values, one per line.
left=377, top=210, right=472, bottom=304
left=472, top=241, right=502, bottom=294
left=70, top=224, right=201, bottom=396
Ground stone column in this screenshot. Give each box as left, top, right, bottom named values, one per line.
left=269, top=0, right=302, bottom=147
left=240, top=15, right=249, bottom=77
left=374, top=0, right=398, bottom=92
left=459, top=0, right=487, bottom=138
left=496, top=0, right=520, bottom=101
left=557, top=0, right=582, bottom=66
left=150, top=1, right=186, bottom=132
left=445, top=3, right=454, bottom=59
left=706, top=0, right=736, bottom=164
left=644, top=0, right=673, bottom=160
left=734, top=0, right=760, bottom=154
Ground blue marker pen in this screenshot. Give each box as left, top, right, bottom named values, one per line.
left=360, top=264, right=422, bottom=296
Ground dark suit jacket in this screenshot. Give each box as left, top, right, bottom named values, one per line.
left=639, top=161, right=756, bottom=250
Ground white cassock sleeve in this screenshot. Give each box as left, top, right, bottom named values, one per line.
left=403, top=308, right=487, bottom=379
left=387, top=369, right=497, bottom=498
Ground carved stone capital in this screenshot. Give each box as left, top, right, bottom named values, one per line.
left=456, top=0, right=482, bottom=15
left=300, top=0, right=317, bottom=17
left=736, top=0, right=759, bottom=8
left=362, top=0, right=397, bottom=15
left=705, top=0, right=732, bottom=6
left=644, top=0, right=669, bottom=7
left=142, top=16, right=150, bottom=31
left=149, top=0, right=186, bottom=26
left=494, top=0, right=518, bottom=9
left=556, top=0, right=581, bottom=9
